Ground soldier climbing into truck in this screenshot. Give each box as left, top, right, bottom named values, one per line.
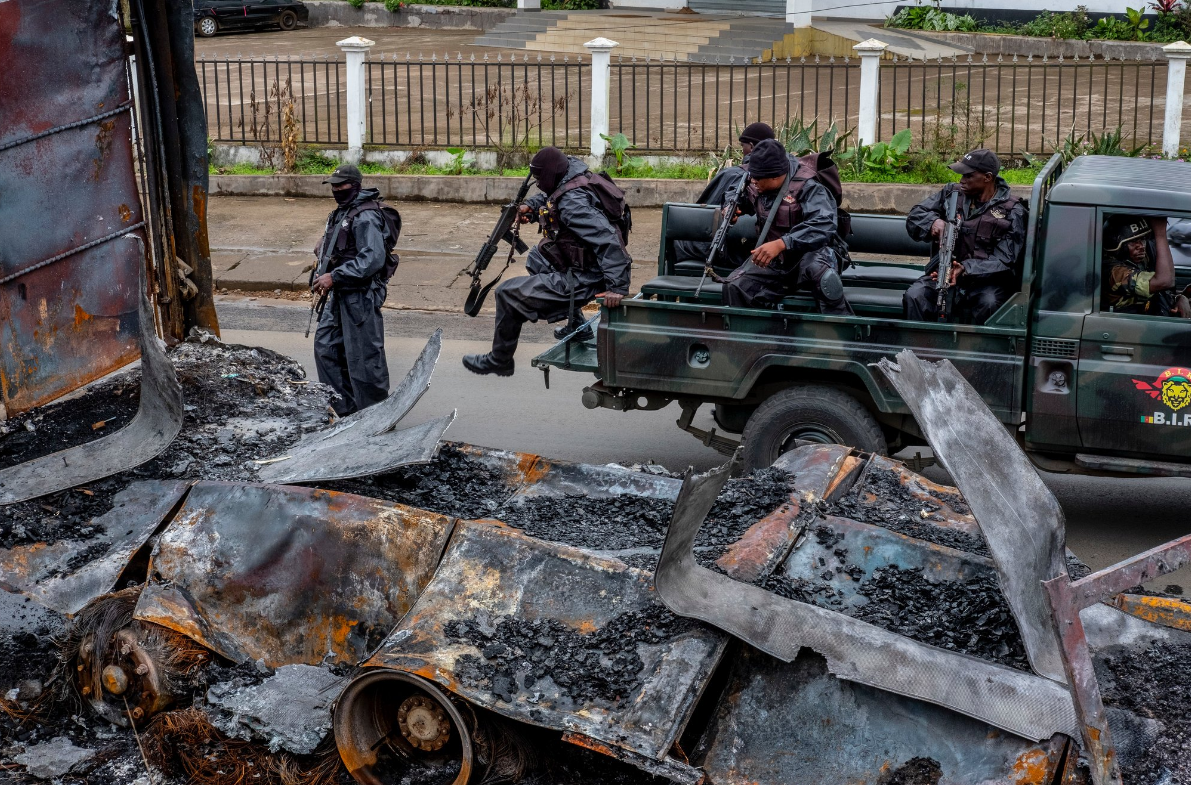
left=903, top=149, right=1028, bottom=324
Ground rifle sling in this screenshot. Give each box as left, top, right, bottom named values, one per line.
left=754, top=170, right=794, bottom=251
left=464, top=228, right=521, bottom=317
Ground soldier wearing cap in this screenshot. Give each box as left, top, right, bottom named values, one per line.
left=720, top=138, right=850, bottom=313
left=310, top=163, right=397, bottom=415
left=904, top=149, right=1028, bottom=324
left=674, top=122, right=776, bottom=269
left=1103, top=216, right=1186, bottom=316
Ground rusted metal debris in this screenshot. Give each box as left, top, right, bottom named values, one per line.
left=133, top=481, right=455, bottom=668
left=345, top=520, right=724, bottom=776
left=258, top=329, right=456, bottom=484
left=0, top=271, right=185, bottom=506
left=876, top=350, right=1070, bottom=684
left=0, top=480, right=187, bottom=614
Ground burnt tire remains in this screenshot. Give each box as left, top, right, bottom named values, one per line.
left=741, top=384, right=887, bottom=470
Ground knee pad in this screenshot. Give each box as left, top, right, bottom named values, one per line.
left=817, top=268, right=845, bottom=303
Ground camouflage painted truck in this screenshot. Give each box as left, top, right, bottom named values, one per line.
left=534, top=154, right=1191, bottom=475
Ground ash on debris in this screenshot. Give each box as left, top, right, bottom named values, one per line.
left=1101, top=642, right=1191, bottom=785
left=1, top=340, right=332, bottom=549
left=763, top=562, right=1029, bottom=670
left=825, top=466, right=989, bottom=557
left=323, top=445, right=512, bottom=520
left=877, top=757, right=943, bottom=785
left=445, top=603, right=698, bottom=706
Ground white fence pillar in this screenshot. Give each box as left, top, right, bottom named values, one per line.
left=338, top=35, right=375, bottom=162
left=786, top=0, right=812, bottom=27
left=585, top=37, right=618, bottom=159
left=517, top=0, right=541, bottom=10
left=1163, top=41, right=1191, bottom=158
left=853, top=38, right=886, bottom=147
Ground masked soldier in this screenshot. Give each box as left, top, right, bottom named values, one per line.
left=462, top=147, right=632, bottom=377
left=1103, top=216, right=1188, bottom=316
left=311, top=164, right=400, bottom=415
left=903, top=149, right=1028, bottom=324
left=720, top=139, right=850, bottom=314
left=674, top=122, right=775, bottom=268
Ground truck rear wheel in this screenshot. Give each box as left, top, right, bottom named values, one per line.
left=741, top=384, right=887, bottom=470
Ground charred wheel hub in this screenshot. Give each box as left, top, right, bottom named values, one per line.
left=397, top=695, right=451, bottom=752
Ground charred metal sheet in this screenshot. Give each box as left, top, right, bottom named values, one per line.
left=1, top=0, right=146, bottom=415
left=654, top=457, right=1079, bottom=742
left=0, top=259, right=184, bottom=505
left=362, top=520, right=727, bottom=761
left=775, top=444, right=854, bottom=502
left=560, top=732, right=703, bottom=785
left=857, top=453, right=979, bottom=534
left=776, top=514, right=995, bottom=608
left=510, top=457, right=682, bottom=501
left=0, top=480, right=188, bottom=615
left=876, top=351, right=1069, bottom=683
left=260, top=331, right=453, bottom=484
left=699, top=646, right=1071, bottom=785
left=133, top=482, right=454, bottom=667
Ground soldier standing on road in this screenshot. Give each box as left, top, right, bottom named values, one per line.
left=674, top=122, right=775, bottom=268
left=462, top=147, right=632, bottom=377
left=721, top=139, right=851, bottom=314
left=903, top=149, right=1028, bottom=324
left=311, top=164, right=399, bottom=415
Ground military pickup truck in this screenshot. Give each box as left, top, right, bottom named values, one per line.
left=533, top=154, right=1191, bottom=475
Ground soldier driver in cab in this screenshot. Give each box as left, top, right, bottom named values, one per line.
left=1102, top=216, right=1191, bottom=317
left=903, top=149, right=1028, bottom=324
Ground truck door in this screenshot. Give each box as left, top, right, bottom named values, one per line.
left=1077, top=213, right=1191, bottom=458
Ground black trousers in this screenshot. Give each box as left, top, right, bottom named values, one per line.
left=313, top=286, right=390, bottom=416
left=721, top=246, right=852, bottom=315
left=902, top=275, right=1013, bottom=324
left=491, top=266, right=605, bottom=362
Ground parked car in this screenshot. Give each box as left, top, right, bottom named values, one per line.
left=194, top=0, right=309, bottom=37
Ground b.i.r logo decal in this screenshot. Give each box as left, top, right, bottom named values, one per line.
left=1133, top=367, right=1191, bottom=425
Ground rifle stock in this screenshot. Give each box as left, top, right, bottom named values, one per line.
left=695, top=170, right=749, bottom=298
left=934, top=190, right=961, bottom=323
left=464, top=172, right=534, bottom=316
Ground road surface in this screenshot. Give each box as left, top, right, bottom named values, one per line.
left=218, top=295, right=1191, bottom=593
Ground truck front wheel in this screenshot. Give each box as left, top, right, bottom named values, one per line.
left=741, top=384, right=887, bottom=470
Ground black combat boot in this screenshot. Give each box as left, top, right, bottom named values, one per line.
left=462, top=353, right=515, bottom=377
left=553, top=322, right=594, bottom=341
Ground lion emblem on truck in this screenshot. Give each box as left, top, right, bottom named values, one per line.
left=1133, top=367, right=1191, bottom=412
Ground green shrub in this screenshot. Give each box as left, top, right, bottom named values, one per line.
left=1018, top=7, right=1091, bottom=38
left=886, top=6, right=977, bottom=32
left=346, top=0, right=364, bottom=9
left=543, top=0, right=602, bottom=9
left=383, top=0, right=403, bottom=11
left=838, top=128, right=913, bottom=178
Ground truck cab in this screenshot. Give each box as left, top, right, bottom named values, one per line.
left=533, top=155, right=1191, bottom=476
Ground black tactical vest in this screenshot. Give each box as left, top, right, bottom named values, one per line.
left=955, top=191, right=1020, bottom=263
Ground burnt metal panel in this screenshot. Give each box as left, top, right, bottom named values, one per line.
left=363, top=520, right=727, bottom=761
left=133, top=482, right=455, bottom=667
left=259, top=331, right=453, bottom=484
left=654, top=458, right=1079, bottom=742
left=0, top=0, right=145, bottom=415
left=876, top=351, right=1069, bottom=684
left=700, top=646, right=1071, bottom=785
left=0, top=480, right=188, bottom=614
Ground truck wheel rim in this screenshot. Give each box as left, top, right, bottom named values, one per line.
left=777, top=425, right=841, bottom=455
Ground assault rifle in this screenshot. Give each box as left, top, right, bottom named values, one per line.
left=934, top=189, right=961, bottom=323
left=305, top=214, right=344, bottom=338
left=695, top=170, right=749, bottom=298
left=464, top=172, right=534, bottom=317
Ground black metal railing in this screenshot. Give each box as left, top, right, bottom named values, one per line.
left=198, top=52, right=1177, bottom=156
left=878, top=52, right=1171, bottom=156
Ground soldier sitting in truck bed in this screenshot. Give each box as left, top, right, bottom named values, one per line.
left=903, top=149, right=1028, bottom=324
left=1102, top=215, right=1191, bottom=317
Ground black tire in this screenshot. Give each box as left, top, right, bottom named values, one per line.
left=196, top=16, right=218, bottom=37
left=741, top=384, right=887, bottom=471
left=278, top=10, right=298, bottom=30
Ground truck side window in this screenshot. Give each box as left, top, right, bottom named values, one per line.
left=1099, top=214, right=1190, bottom=319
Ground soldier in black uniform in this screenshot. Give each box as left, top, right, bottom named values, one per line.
left=462, top=147, right=632, bottom=377
left=720, top=139, right=850, bottom=314
left=673, top=122, right=775, bottom=268
left=903, top=149, right=1028, bottom=324
left=311, top=164, right=397, bottom=415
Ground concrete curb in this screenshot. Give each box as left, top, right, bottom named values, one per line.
left=305, top=0, right=515, bottom=31
left=907, top=30, right=1167, bottom=61
left=209, top=174, right=1032, bottom=212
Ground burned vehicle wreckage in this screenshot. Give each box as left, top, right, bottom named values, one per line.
left=5, top=2, right=1191, bottom=785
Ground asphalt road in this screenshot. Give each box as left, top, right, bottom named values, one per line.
left=217, top=295, right=1191, bottom=594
